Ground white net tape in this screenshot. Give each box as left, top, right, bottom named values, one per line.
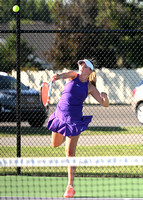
left=1, top=156, right=143, bottom=167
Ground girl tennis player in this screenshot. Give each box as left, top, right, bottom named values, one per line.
left=47, top=59, right=109, bottom=198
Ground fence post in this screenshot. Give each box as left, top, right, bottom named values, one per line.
left=16, top=0, right=21, bottom=175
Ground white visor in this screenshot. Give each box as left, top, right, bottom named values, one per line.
left=78, top=59, right=94, bottom=71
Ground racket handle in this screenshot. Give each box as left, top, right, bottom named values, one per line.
left=47, top=80, right=54, bottom=104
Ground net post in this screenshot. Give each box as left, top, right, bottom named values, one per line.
left=16, top=0, right=21, bottom=175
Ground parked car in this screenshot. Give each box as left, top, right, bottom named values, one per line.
left=132, top=79, right=143, bottom=124
left=0, top=72, right=47, bottom=127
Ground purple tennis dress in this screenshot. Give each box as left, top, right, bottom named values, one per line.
left=47, top=74, right=93, bottom=136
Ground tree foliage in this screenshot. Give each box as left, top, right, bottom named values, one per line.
left=0, top=34, right=41, bottom=73
left=0, top=0, right=51, bottom=23
left=0, top=0, right=142, bottom=70
left=45, top=0, right=142, bottom=69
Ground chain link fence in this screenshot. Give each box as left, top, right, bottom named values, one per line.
left=0, top=0, right=143, bottom=179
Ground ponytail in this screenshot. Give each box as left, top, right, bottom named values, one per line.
left=89, top=70, right=96, bottom=87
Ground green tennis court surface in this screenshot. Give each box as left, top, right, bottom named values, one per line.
left=1, top=176, right=143, bottom=199
left=0, top=198, right=143, bottom=200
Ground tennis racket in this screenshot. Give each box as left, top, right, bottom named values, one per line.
left=40, top=79, right=55, bottom=108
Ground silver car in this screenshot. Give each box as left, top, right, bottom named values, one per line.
left=132, top=80, right=143, bottom=124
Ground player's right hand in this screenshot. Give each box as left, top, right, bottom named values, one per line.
left=52, top=74, right=60, bottom=81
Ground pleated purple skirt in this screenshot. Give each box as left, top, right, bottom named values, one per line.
left=47, top=112, right=92, bottom=136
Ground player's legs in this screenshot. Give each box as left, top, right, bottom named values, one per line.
left=51, top=132, right=65, bottom=147
left=65, top=135, right=79, bottom=186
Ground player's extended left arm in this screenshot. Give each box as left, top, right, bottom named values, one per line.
left=89, top=86, right=109, bottom=107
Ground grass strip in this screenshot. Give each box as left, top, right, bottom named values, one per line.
left=0, top=126, right=143, bottom=136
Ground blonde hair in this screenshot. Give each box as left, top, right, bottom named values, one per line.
left=89, top=70, right=96, bottom=87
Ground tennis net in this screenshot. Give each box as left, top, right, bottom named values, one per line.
left=1, top=156, right=143, bottom=199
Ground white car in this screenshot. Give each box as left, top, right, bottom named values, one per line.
left=132, top=80, right=143, bottom=124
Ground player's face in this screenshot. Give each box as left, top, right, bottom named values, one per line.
left=78, top=62, right=91, bottom=75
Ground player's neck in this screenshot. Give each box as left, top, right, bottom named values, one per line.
left=79, top=74, right=88, bottom=82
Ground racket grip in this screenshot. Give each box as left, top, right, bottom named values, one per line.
left=52, top=78, right=55, bottom=82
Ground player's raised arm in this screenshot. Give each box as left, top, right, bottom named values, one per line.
left=52, top=71, right=77, bottom=81
left=89, top=84, right=109, bottom=107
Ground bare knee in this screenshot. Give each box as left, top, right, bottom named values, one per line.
left=51, top=137, right=58, bottom=148
left=52, top=143, right=59, bottom=148
left=52, top=138, right=62, bottom=148
left=51, top=132, right=65, bottom=148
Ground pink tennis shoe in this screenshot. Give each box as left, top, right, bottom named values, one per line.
left=64, top=185, right=75, bottom=198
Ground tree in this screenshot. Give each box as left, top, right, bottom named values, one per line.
left=44, top=0, right=100, bottom=69
left=45, top=0, right=142, bottom=69
left=0, top=0, right=14, bottom=23
left=0, top=0, right=52, bottom=23
left=34, top=0, right=52, bottom=23
left=95, top=0, right=143, bottom=68
left=0, top=34, right=41, bottom=73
